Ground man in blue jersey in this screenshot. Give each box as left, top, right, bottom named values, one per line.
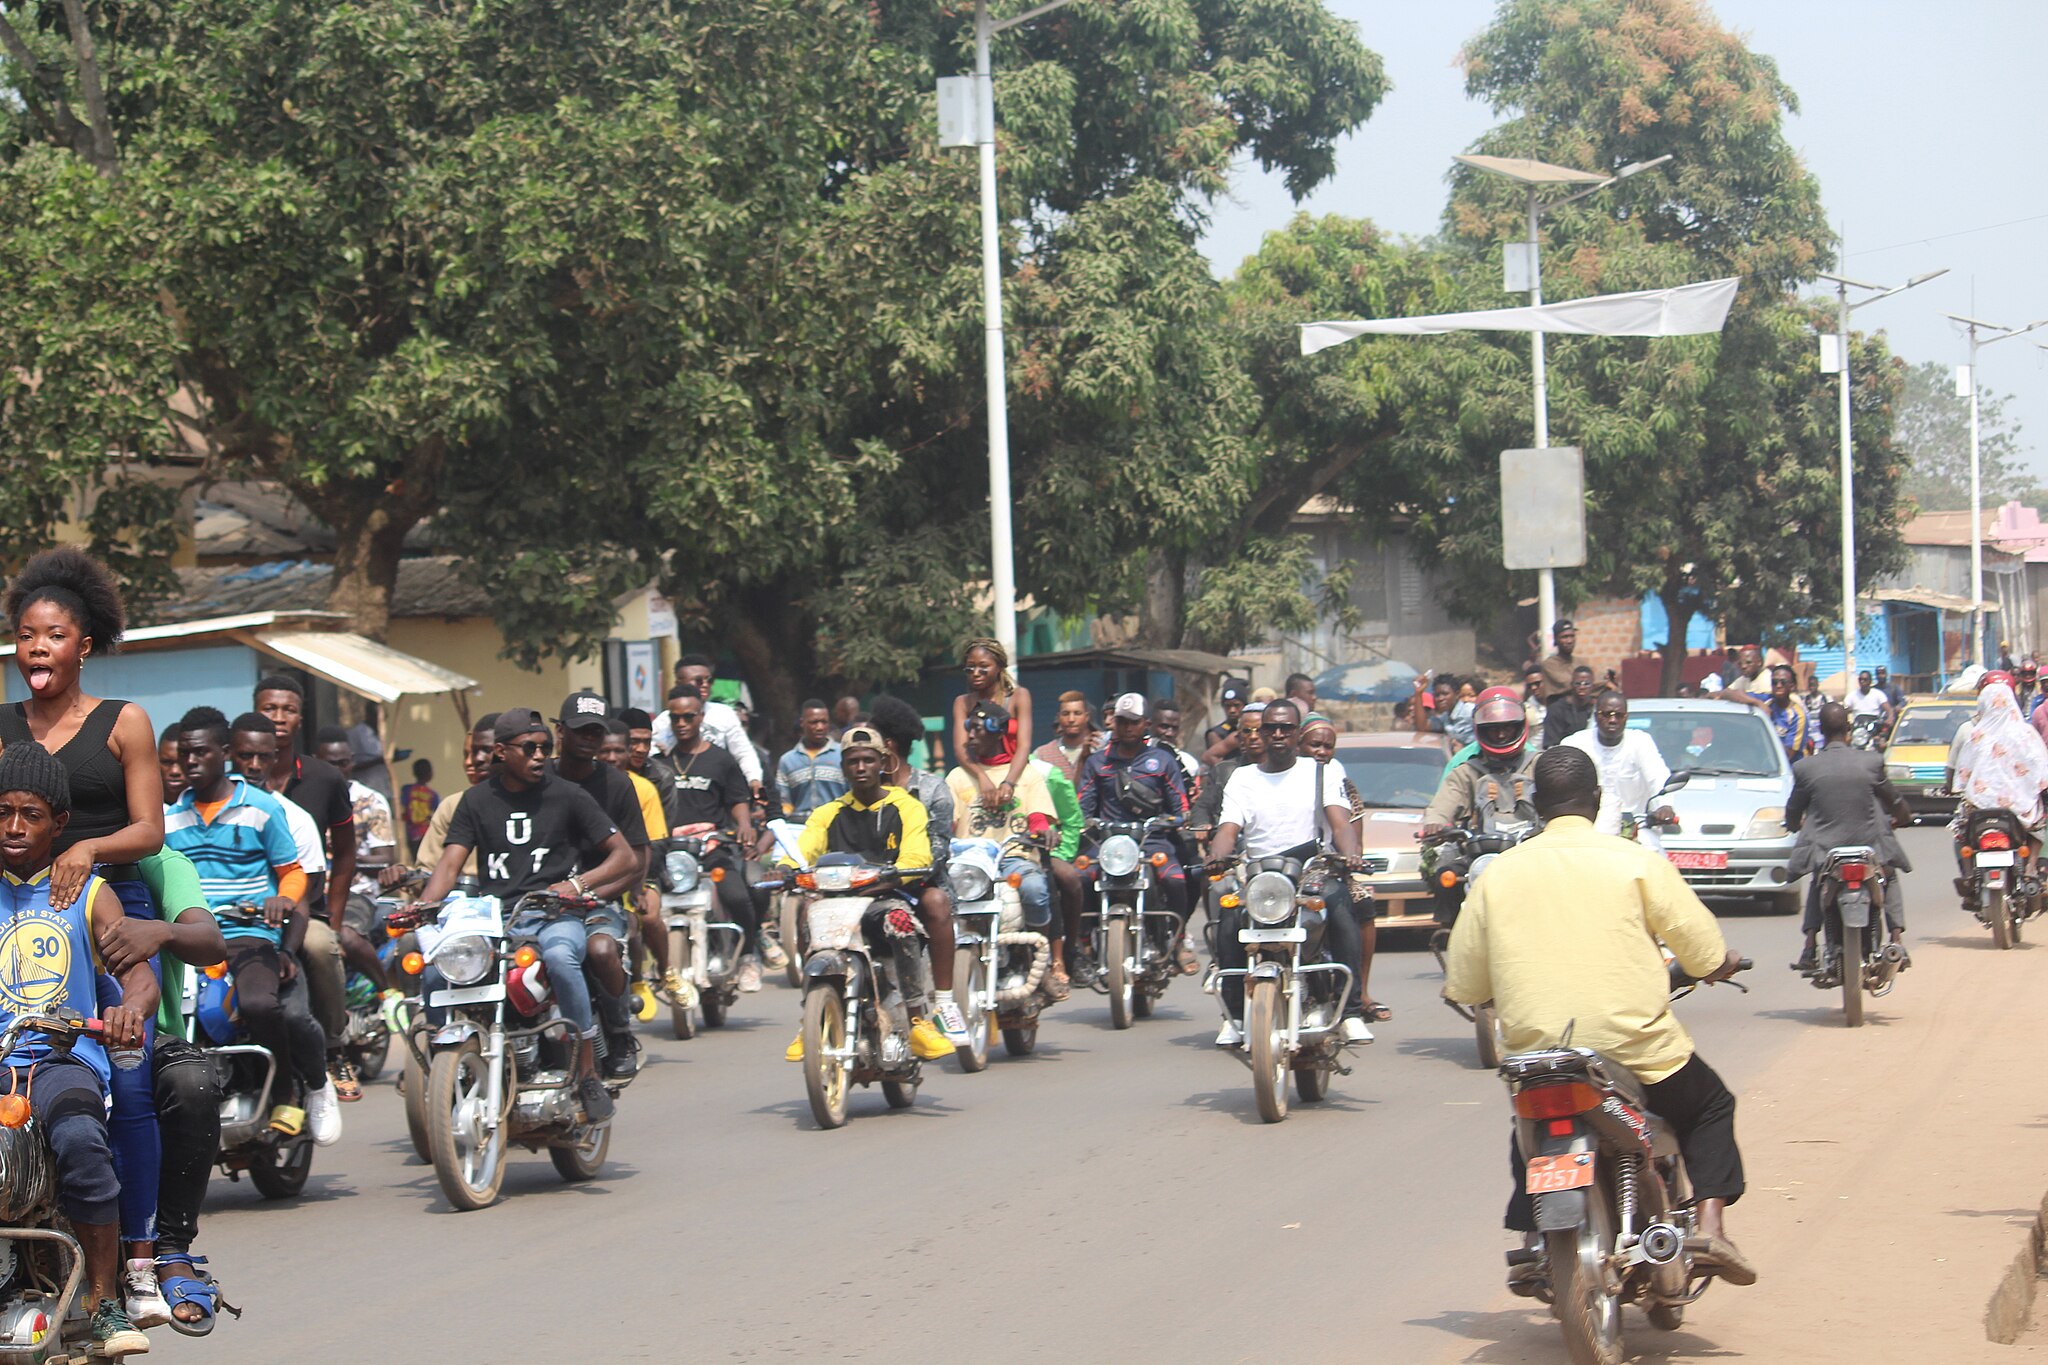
left=164, top=707, right=339, bottom=1145
left=0, top=741, right=155, bottom=1356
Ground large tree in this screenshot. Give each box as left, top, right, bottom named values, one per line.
left=1895, top=358, right=2038, bottom=512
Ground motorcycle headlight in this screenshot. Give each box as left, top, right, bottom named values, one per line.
left=665, top=849, right=700, bottom=892
left=948, top=864, right=993, bottom=903
left=1097, top=835, right=1141, bottom=879
left=431, top=934, right=494, bottom=987
left=1244, top=870, right=1296, bottom=926
left=1743, top=806, right=1787, bottom=840
left=812, top=865, right=856, bottom=893
left=1467, top=852, right=1500, bottom=884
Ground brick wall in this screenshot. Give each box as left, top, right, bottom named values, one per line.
left=1567, top=597, right=1642, bottom=681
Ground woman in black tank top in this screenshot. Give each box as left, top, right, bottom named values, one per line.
left=2, top=550, right=163, bottom=909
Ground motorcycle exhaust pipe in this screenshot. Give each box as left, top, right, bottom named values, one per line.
left=1881, top=943, right=1906, bottom=964
left=1639, top=1223, right=1685, bottom=1265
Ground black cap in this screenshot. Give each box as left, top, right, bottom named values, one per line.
left=1220, top=681, right=1247, bottom=704
left=968, top=699, right=1011, bottom=733
left=493, top=708, right=548, bottom=742
left=0, top=740, right=70, bottom=814
left=1553, top=619, right=1576, bottom=638
left=558, top=690, right=611, bottom=729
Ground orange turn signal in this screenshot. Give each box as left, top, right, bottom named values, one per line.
left=795, top=872, right=817, bottom=890
left=0, top=1094, right=27, bottom=1129
left=1437, top=870, right=1460, bottom=889
left=1149, top=852, right=1169, bottom=868
left=1218, top=893, right=1241, bottom=909
left=710, top=866, right=727, bottom=883
left=1074, top=856, right=1092, bottom=871
left=513, top=945, right=539, bottom=969
left=385, top=924, right=405, bottom=939
left=1303, top=897, right=1326, bottom=912
left=400, top=951, right=425, bottom=977
left=203, top=962, right=228, bottom=980
left=1006, top=873, right=1024, bottom=889
left=1959, top=845, right=1974, bottom=860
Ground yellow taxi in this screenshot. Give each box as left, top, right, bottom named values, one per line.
left=1883, top=695, right=1976, bottom=821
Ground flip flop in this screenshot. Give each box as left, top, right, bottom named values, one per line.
left=1364, top=1002, right=1393, bottom=1022
left=156, top=1255, right=241, bottom=1338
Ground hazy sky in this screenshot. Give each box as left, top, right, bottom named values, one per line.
left=1199, top=0, right=2048, bottom=487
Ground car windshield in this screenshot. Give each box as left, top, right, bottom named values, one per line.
left=1631, top=712, right=1782, bottom=777
left=1892, top=706, right=1971, bottom=746
left=1336, top=747, right=1448, bottom=808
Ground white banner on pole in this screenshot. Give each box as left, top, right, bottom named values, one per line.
left=1300, top=276, right=1740, bottom=356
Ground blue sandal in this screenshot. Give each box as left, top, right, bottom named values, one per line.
left=154, top=1254, right=240, bottom=1337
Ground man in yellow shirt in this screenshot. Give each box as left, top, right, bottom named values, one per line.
left=1446, top=746, right=1755, bottom=1288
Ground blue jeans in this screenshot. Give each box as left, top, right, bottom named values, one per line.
left=106, top=876, right=160, bottom=1243
left=1000, top=857, right=1055, bottom=934
left=525, top=915, right=596, bottom=1040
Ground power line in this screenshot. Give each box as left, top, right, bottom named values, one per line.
left=1847, top=211, right=2048, bottom=259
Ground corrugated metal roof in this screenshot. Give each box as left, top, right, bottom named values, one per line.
left=149, top=558, right=492, bottom=625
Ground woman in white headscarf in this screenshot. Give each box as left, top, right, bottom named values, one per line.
left=1949, top=681, right=2048, bottom=829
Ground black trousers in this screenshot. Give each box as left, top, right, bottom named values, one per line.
left=1506, top=1053, right=1743, bottom=1232
left=153, top=1036, right=222, bottom=1258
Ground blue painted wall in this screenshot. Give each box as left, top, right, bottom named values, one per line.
left=1638, top=596, right=1718, bottom=652
left=5, top=644, right=261, bottom=734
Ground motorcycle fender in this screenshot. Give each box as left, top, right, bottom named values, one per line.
left=1533, top=1188, right=1588, bottom=1233
left=431, top=1021, right=482, bottom=1050
left=803, top=950, right=859, bottom=985
left=1248, top=961, right=1285, bottom=984
left=1837, top=890, right=1871, bottom=928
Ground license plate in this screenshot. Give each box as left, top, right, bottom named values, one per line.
left=429, top=982, right=506, bottom=1007
left=1239, top=927, right=1306, bottom=944
left=1526, top=1153, right=1595, bottom=1193
left=1667, top=850, right=1729, bottom=870
left=1977, top=850, right=2016, bottom=868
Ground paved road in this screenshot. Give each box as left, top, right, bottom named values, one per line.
left=157, top=830, right=1962, bottom=1364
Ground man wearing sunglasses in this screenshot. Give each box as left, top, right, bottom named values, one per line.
left=419, top=708, right=640, bottom=1122
left=660, top=684, right=763, bottom=992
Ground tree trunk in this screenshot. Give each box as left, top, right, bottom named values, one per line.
left=321, top=497, right=421, bottom=642
left=1137, top=548, right=1185, bottom=649
left=1657, top=576, right=1693, bottom=698
left=718, top=586, right=812, bottom=753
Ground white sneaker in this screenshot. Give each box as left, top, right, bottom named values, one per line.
left=736, top=956, right=764, bottom=993
left=123, top=1258, right=170, bottom=1329
left=305, top=1080, right=343, bottom=1146
left=1339, top=1016, right=1375, bottom=1045
left=759, top=935, right=789, bottom=970
left=1215, top=1020, right=1245, bottom=1048
left=932, top=995, right=972, bottom=1044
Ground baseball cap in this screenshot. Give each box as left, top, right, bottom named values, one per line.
left=1239, top=700, right=1267, bottom=720
left=1111, top=692, right=1147, bottom=721
left=841, top=724, right=887, bottom=756
left=1553, top=618, right=1576, bottom=637
left=559, top=689, right=611, bottom=729
left=493, top=708, right=548, bottom=742
left=1219, top=680, right=1248, bottom=704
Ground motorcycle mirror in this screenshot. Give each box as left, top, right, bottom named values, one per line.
left=1659, top=772, right=1690, bottom=795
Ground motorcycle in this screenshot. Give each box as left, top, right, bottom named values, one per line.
left=1500, top=957, right=1752, bottom=1365
left=947, top=837, right=1052, bottom=1069
left=658, top=831, right=745, bottom=1039
left=1077, top=816, right=1185, bottom=1029
left=0, top=1009, right=175, bottom=1356
left=1957, top=807, right=2041, bottom=950
left=1212, top=849, right=1366, bottom=1123
left=1849, top=713, right=1887, bottom=751
left=1807, top=846, right=1905, bottom=1027
left=405, top=892, right=628, bottom=1210
left=768, top=855, right=931, bottom=1129
left=337, top=872, right=431, bottom=1085
left=764, top=820, right=808, bottom=989
left=187, top=904, right=317, bottom=1199
left=1425, top=815, right=1540, bottom=1069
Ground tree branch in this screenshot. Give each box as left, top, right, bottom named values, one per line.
left=0, top=8, right=88, bottom=152
left=58, top=0, right=120, bottom=177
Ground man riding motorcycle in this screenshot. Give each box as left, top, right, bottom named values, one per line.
left=1424, top=687, right=1540, bottom=837
left=1786, top=702, right=1913, bottom=973
left=1075, top=693, right=1192, bottom=978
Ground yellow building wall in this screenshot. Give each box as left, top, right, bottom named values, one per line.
left=384, top=617, right=602, bottom=789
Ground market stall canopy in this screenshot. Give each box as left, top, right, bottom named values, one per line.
left=1300, top=277, right=1740, bottom=355
left=253, top=629, right=475, bottom=705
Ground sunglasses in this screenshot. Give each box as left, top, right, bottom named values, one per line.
left=1259, top=722, right=1298, bottom=735
left=514, top=739, right=554, bottom=757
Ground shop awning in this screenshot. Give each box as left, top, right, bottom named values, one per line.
left=1866, top=587, right=1999, bottom=615
left=251, top=629, right=475, bottom=704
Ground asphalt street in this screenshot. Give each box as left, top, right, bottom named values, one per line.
left=159, top=827, right=1965, bottom=1364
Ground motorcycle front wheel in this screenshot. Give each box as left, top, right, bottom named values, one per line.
left=801, top=983, right=850, bottom=1129
left=400, top=1036, right=431, bottom=1163
left=426, top=1037, right=507, bottom=1211
left=1990, top=886, right=2015, bottom=950
left=1840, top=922, right=1865, bottom=1027
left=668, top=928, right=697, bottom=1040
left=1105, top=920, right=1134, bottom=1030
left=1547, top=1181, right=1623, bottom=1365
left=953, top=946, right=989, bottom=1073
left=1247, top=977, right=1289, bottom=1123
left=548, top=1122, right=611, bottom=1183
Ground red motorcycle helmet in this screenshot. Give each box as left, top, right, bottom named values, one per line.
left=1473, top=686, right=1529, bottom=757
left=1981, top=670, right=2017, bottom=693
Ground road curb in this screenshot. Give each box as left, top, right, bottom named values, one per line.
left=1986, top=1187, right=2048, bottom=1344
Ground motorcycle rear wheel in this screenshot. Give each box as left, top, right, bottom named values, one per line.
left=1646, top=1303, right=1685, bottom=1332
left=668, top=928, right=697, bottom=1040
left=426, top=1038, right=507, bottom=1211
left=1991, top=887, right=2015, bottom=950
left=953, top=946, right=990, bottom=1073
left=1001, top=1024, right=1038, bottom=1056
left=701, top=984, right=729, bottom=1028
left=1547, top=1184, right=1623, bottom=1365
left=802, top=983, right=850, bottom=1129
left=1840, top=923, right=1865, bottom=1027
left=548, top=1122, right=611, bottom=1183
left=1105, top=921, right=1134, bottom=1030
left=882, top=1078, right=917, bottom=1109
left=778, top=895, right=804, bottom=987
left=1248, top=978, right=1289, bottom=1123
left=247, top=1133, right=312, bottom=1200
left=400, top=1037, right=431, bottom=1163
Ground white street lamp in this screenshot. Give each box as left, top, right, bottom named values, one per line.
left=1816, top=266, right=1947, bottom=686
left=1947, top=313, right=2047, bottom=665
left=1453, top=153, right=1673, bottom=646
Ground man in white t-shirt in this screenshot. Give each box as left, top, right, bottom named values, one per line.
left=1843, top=670, right=1893, bottom=733
left=1563, top=691, right=1675, bottom=849
left=1207, top=699, right=1373, bottom=1048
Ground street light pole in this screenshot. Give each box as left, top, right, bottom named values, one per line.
left=1948, top=314, right=2048, bottom=666
left=1817, top=265, right=1947, bottom=688
left=973, top=0, right=1016, bottom=660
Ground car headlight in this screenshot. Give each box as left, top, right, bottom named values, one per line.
left=665, top=850, right=700, bottom=892
left=1884, top=764, right=1910, bottom=783
left=949, top=863, right=993, bottom=903
left=1244, top=870, right=1297, bottom=926
left=1097, top=834, right=1141, bottom=879
left=1744, top=806, right=1787, bottom=840
left=431, top=934, right=494, bottom=987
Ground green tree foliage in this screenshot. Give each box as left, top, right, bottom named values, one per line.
left=1895, top=359, right=2037, bottom=512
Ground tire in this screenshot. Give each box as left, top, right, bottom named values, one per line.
left=801, top=983, right=849, bottom=1130
left=247, top=1134, right=312, bottom=1200
left=778, top=895, right=803, bottom=987
left=1991, top=887, right=2013, bottom=950
left=1001, top=1025, right=1038, bottom=1057
left=1105, top=920, right=1134, bottom=1030
left=1547, top=1184, right=1623, bottom=1365
left=882, top=1079, right=917, bottom=1109
left=426, top=1038, right=507, bottom=1211
left=548, top=1123, right=611, bottom=1183
left=953, top=946, right=989, bottom=1073
left=1248, top=977, right=1289, bottom=1123
left=1294, top=1061, right=1329, bottom=1104
left=668, top=928, right=697, bottom=1040
left=400, top=1040, right=431, bottom=1163
left=1475, top=1003, right=1503, bottom=1070
left=1133, top=983, right=1154, bottom=1019
left=1841, top=921, right=1865, bottom=1028
left=701, top=986, right=729, bottom=1028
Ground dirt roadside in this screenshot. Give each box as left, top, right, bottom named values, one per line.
left=1438, top=925, right=2048, bottom=1363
